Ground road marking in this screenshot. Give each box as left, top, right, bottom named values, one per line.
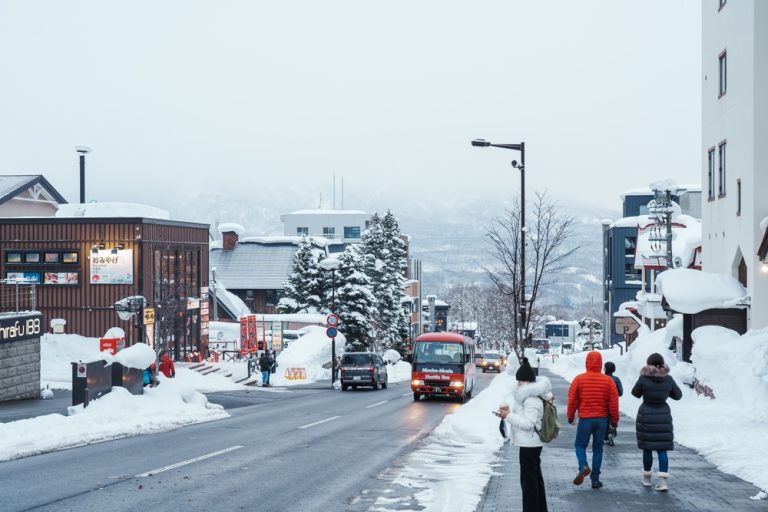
left=135, top=445, right=243, bottom=477
left=366, top=400, right=389, bottom=409
left=298, top=415, right=341, bottom=429
left=401, top=393, right=412, bottom=397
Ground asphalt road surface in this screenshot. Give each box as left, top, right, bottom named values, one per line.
left=0, top=370, right=498, bottom=512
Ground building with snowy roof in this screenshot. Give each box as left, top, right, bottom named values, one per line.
left=702, top=1, right=768, bottom=329
left=280, top=209, right=371, bottom=242
left=0, top=175, right=67, bottom=217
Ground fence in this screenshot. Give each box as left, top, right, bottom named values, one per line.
left=0, top=280, right=37, bottom=314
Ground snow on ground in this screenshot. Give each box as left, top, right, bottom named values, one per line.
left=41, top=333, right=105, bottom=389
left=0, top=377, right=228, bottom=462
left=270, top=326, right=346, bottom=386
left=550, top=322, right=768, bottom=495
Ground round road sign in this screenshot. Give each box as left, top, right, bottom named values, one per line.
left=326, top=327, right=338, bottom=338
left=326, top=314, right=340, bottom=327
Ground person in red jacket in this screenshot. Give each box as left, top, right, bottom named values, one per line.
left=567, top=351, right=619, bottom=489
left=159, top=351, right=176, bottom=379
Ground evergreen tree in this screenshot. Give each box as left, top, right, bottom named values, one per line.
left=334, top=245, right=377, bottom=351
left=278, top=237, right=323, bottom=313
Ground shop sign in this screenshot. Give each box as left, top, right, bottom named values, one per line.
left=0, top=314, right=43, bottom=343
left=272, top=322, right=283, bottom=351
left=90, top=249, right=134, bottom=285
left=186, top=297, right=200, bottom=310
left=143, top=307, right=155, bottom=325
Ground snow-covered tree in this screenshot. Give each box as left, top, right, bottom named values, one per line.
left=278, top=237, right=323, bottom=313
left=333, top=245, right=377, bottom=352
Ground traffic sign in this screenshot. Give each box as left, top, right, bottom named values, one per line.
left=614, top=316, right=640, bottom=335
left=326, top=314, right=340, bottom=327
left=326, top=327, right=338, bottom=338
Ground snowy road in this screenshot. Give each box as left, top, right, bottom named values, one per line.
left=0, top=372, right=496, bottom=511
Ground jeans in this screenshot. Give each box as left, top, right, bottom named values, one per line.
left=519, top=447, right=548, bottom=512
left=643, top=449, right=669, bottom=472
left=262, top=370, right=270, bottom=386
left=574, top=418, right=608, bottom=482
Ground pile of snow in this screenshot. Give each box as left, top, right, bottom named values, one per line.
left=382, top=349, right=401, bottom=364
left=0, top=378, right=227, bottom=462
left=113, top=342, right=155, bottom=369
left=41, top=333, right=105, bottom=389
left=550, top=323, right=768, bottom=495
left=270, top=326, right=346, bottom=386
left=55, top=202, right=170, bottom=220
left=656, top=268, right=749, bottom=313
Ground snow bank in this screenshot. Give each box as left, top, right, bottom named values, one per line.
left=0, top=380, right=227, bottom=462
left=550, top=324, right=768, bottom=495
left=41, top=333, right=106, bottom=389
left=270, top=326, right=346, bottom=386
left=113, top=342, right=155, bottom=369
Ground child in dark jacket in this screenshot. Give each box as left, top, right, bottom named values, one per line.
left=603, top=361, right=623, bottom=445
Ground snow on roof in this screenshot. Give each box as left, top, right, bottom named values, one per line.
left=655, top=268, right=749, bottom=314
left=218, top=223, right=245, bottom=235
left=56, top=202, right=170, bottom=220
left=285, top=209, right=368, bottom=215
left=610, top=214, right=653, bottom=229
left=649, top=178, right=680, bottom=192
left=619, top=188, right=653, bottom=199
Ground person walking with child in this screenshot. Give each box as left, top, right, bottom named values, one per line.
left=631, top=352, right=682, bottom=492
left=498, top=357, right=552, bottom=512
left=603, top=361, right=623, bottom=446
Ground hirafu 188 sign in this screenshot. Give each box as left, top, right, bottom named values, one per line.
left=0, top=314, right=42, bottom=343
left=90, top=249, right=134, bottom=284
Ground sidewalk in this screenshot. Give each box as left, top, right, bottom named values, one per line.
left=477, top=369, right=764, bottom=512
left=0, top=389, right=71, bottom=423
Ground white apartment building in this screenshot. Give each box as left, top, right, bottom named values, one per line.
left=280, top=209, right=370, bottom=242
left=702, top=0, right=768, bottom=328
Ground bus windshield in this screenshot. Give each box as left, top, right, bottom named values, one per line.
left=413, top=341, right=464, bottom=365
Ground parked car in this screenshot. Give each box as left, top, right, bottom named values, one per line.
left=474, top=353, right=485, bottom=367
left=340, top=352, right=388, bottom=391
left=480, top=352, right=503, bottom=373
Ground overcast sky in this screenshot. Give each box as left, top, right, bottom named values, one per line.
left=0, top=1, right=701, bottom=217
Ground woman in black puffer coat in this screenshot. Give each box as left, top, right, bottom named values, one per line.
left=631, top=353, right=682, bottom=492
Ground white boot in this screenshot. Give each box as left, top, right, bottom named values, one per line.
left=655, top=472, right=669, bottom=492
left=642, top=470, right=652, bottom=487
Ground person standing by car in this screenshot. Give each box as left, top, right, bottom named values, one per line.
left=258, top=351, right=271, bottom=387
left=631, top=353, right=682, bottom=492
left=567, top=351, right=619, bottom=489
left=499, top=358, right=551, bottom=512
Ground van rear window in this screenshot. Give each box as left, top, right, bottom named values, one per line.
left=342, top=354, right=372, bottom=365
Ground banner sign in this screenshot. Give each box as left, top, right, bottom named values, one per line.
left=272, top=322, right=283, bottom=351
left=90, top=249, right=134, bottom=285
left=0, top=314, right=43, bottom=343
left=247, top=315, right=257, bottom=353
left=240, top=317, right=248, bottom=354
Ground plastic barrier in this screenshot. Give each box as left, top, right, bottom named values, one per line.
left=284, top=368, right=307, bottom=381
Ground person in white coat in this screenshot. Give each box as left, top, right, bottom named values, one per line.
left=499, top=357, right=552, bottom=512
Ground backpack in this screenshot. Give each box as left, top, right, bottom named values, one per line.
left=534, top=397, right=561, bottom=443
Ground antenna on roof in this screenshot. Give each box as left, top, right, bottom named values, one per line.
left=341, top=176, right=344, bottom=210
left=333, top=172, right=336, bottom=210
left=319, top=192, right=322, bottom=209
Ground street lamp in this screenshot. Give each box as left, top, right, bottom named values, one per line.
left=318, top=257, right=341, bottom=387
left=471, top=138, right=528, bottom=334
left=75, top=145, right=92, bottom=204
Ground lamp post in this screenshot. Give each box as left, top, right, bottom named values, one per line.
left=318, top=257, right=341, bottom=387
left=471, top=138, right=528, bottom=341
left=74, top=145, right=92, bottom=203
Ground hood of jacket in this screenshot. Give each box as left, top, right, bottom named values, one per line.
left=640, top=364, right=670, bottom=377
left=513, top=375, right=554, bottom=403
left=585, top=351, right=603, bottom=372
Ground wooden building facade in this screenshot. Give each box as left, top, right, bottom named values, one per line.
left=0, top=217, right=210, bottom=360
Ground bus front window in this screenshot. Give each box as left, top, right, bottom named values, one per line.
left=413, top=342, right=464, bottom=365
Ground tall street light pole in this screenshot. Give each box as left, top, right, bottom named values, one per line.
left=319, top=258, right=341, bottom=387
left=471, top=138, right=528, bottom=341
left=75, top=145, right=92, bottom=203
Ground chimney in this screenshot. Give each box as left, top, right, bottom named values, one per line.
left=222, top=231, right=239, bottom=251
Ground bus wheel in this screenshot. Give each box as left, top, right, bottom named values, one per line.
left=413, top=392, right=421, bottom=401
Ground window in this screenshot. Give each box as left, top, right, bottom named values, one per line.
left=296, top=227, right=308, bottom=236
left=322, top=227, right=336, bottom=238
left=624, top=237, right=637, bottom=257
left=737, top=179, right=742, bottom=216
left=5, top=252, right=22, bottom=263
left=624, top=263, right=641, bottom=282
left=343, top=226, right=361, bottom=239
left=24, top=252, right=41, bottom=263
left=718, top=141, right=727, bottom=196
left=62, top=251, right=79, bottom=263
left=708, top=148, right=716, bottom=199
left=265, top=290, right=278, bottom=306
left=44, top=252, right=60, bottom=263
left=719, top=51, right=727, bottom=97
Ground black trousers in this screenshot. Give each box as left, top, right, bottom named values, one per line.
left=519, top=446, right=548, bottom=512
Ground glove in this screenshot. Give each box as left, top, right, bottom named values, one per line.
left=610, top=423, right=618, bottom=429
left=568, top=417, right=575, bottom=425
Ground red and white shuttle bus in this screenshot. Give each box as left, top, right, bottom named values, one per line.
left=410, top=332, right=476, bottom=402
